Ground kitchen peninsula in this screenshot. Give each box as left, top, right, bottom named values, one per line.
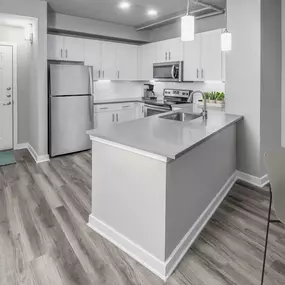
left=87, top=104, right=242, bottom=281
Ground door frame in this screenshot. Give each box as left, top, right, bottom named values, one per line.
left=0, top=42, right=18, bottom=150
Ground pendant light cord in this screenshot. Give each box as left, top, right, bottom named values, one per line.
left=186, top=0, right=190, bottom=15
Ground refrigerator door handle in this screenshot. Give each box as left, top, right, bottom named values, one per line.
left=88, top=67, right=94, bottom=126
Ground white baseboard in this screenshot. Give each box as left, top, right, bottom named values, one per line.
left=13, top=142, right=49, bottom=163
left=88, top=171, right=237, bottom=281
left=236, top=171, right=269, bottom=188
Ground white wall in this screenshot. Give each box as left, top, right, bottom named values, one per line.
left=282, top=1, right=285, bottom=147
left=0, top=25, right=30, bottom=144
left=48, top=13, right=150, bottom=43
left=0, top=0, right=48, bottom=157
left=226, top=0, right=282, bottom=178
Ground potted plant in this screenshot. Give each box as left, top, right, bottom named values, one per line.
left=208, top=92, right=216, bottom=103
left=203, top=92, right=210, bottom=103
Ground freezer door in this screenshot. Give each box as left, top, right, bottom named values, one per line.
left=50, top=64, right=91, bottom=96
left=50, top=95, right=93, bottom=157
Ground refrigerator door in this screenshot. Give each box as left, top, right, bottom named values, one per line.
left=50, top=64, right=91, bottom=96
left=50, top=95, right=93, bottom=157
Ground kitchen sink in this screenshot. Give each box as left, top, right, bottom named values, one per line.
left=160, top=112, right=202, bottom=122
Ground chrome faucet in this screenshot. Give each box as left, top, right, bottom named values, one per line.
left=188, top=90, right=208, bottom=120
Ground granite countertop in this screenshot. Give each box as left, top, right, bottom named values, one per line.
left=93, top=97, right=143, bottom=104
left=88, top=104, right=243, bottom=160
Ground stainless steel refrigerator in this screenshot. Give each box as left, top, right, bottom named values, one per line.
left=49, top=64, right=94, bottom=157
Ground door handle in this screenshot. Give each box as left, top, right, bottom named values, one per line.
left=3, top=102, right=11, bottom=106
left=165, top=52, right=167, bottom=61
left=116, top=113, right=118, bottom=122
left=112, top=114, right=115, bottom=122
left=61, top=49, right=63, bottom=58
left=98, top=70, right=101, bottom=78
left=168, top=51, right=171, bottom=61
left=6, top=87, right=11, bottom=91
left=197, top=69, right=199, bottom=79
left=6, top=95, right=11, bottom=98
left=118, top=71, right=120, bottom=79
left=103, top=70, right=105, bottom=78
left=65, top=49, right=68, bottom=58
left=201, top=69, right=204, bottom=79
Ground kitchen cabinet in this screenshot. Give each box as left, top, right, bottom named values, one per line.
left=183, top=30, right=222, bottom=81
left=155, top=38, right=183, bottom=63
left=135, top=103, right=145, bottom=118
left=101, top=42, right=118, bottom=80
left=84, top=39, right=101, bottom=80
left=94, top=111, right=115, bottom=129
left=117, top=108, right=135, bottom=123
left=117, top=44, right=138, bottom=80
left=138, top=43, right=156, bottom=80
left=47, top=35, right=85, bottom=62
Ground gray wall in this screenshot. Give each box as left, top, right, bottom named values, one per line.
left=48, top=13, right=150, bottom=43
left=260, top=0, right=282, bottom=175
left=148, top=14, right=225, bottom=42
left=0, top=0, right=48, bottom=156
left=0, top=26, right=30, bottom=144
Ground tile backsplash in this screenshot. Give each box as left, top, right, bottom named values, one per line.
left=93, top=80, right=225, bottom=103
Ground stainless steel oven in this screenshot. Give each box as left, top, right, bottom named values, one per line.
left=153, top=61, right=183, bottom=82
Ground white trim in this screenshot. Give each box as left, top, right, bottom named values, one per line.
left=14, top=143, right=29, bottom=150
left=0, top=42, right=18, bottom=150
left=90, top=136, right=169, bottom=162
left=236, top=171, right=269, bottom=188
left=27, top=143, right=49, bottom=163
left=88, top=171, right=237, bottom=281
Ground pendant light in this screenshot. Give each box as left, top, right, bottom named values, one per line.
left=221, top=6, right=232, bottom=51
left=181, top=0, right=195, bottom=41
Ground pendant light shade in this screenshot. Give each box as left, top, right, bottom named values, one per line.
left=181, top=0, right=194, bottom=42
left=221, top=29, right=232, bottom=51
left=181, top=15, right=195, bottom=41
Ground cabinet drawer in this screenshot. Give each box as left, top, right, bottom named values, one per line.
left=94, top=102, right=135, bottom=113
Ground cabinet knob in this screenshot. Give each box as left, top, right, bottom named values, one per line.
left=6, top=87, right=11, bottom=91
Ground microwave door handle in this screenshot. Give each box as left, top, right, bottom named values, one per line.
left=171, top=65, right=176, bottom=79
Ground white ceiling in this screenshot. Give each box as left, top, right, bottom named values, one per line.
left=46, top=0, right=226, bottom=28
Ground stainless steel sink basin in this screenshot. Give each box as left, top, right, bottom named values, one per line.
left=160, top=112, right=202, bottom=122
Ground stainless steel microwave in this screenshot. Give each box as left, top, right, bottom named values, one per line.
left=153, top=61, right=183, bottom=82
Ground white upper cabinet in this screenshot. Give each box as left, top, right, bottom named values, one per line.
left=47, top=35, right=84, bottom=62
left=183, top=29, right=222, bottom=81
left=84, top=39, right=102, bottom=80
left=117, top=44, right=138, bottom=80
left=200, top=29, right=222, bottom=81
left=138, top=43, right=156, bottom=80
left=155, top=38, right=183, bottom=63
left=183, top=33, right=202, bottom=81
left=101, top=42, right=118, bottom=80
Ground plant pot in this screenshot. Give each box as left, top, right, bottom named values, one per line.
left=209, top=100, right=216, bottom=104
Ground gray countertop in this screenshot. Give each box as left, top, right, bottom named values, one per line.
left=88, top=104, right=243, bottom=160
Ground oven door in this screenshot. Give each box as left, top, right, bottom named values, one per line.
left=153, top=62, right=183, bottom=82
left=144, top=104, right=170, bottom=117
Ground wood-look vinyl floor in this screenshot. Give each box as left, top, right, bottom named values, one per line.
left=0, top=149, right=285, bottom=285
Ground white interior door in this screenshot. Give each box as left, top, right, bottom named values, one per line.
left=0, top=46, right=13, bottom=151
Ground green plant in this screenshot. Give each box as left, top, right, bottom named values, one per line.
left=209, top=91, right=217, bottom=101
left=216, top=92, right=225, bottom=101
left=204, top=92, right=210, bottom=100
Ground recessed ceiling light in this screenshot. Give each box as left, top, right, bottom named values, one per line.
left=119, top=1, right=131, bottom=9
left=147, top=9, right=158, bottom=16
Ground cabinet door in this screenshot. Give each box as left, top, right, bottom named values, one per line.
left=117, top=109, right=135, bottom=123
left=183, top=34, right=202, bottom=81
left=85, top=39, right=102, bottom=80
left=155, top=41, right=168, bottom=63
left=201, top=30, right=222, bottom=81
left=63, top=37, right=85, bottom=62
left=94, top=111, right=115, bottom=129
left=117, top=44, right=138, bottom=80
left=167, top=38, right=183, bottom=61
left=101, top=42, right=118, bottom=80
left=47, top=35, right=64, bottom=60
left=138, top=43, right=156, bottom=80
left=135, top=103, right=145, bottom=119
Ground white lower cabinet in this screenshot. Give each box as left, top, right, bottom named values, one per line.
left=94, top=102, right=139, bottom=128
left=135, top=103, right=145, bottom=118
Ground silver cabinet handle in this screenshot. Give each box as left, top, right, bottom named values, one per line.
left=98, top=70, right=101, bottom=78
left=122, top=105, right=130, bottom=108
left=3, top=102, right=11, bottom=106
left=197, top=69, right=199, bottom=79
left=165, top=52, right=167, bottom=61
left=6, top=95, right=11, bottom=98
left=99, top=107, right=108, bottom=110
left=116, top=113, right=118, bottom=122
left=118, top=71, right=120, bottom=79
left=103, top=70, right=105, bottom=78
left=6, top=87, right=11, bottom=91
left=65, top=49, right=68, bottom=58
left=168, top=51, right=171, bottom=60
left=201, top=69, right=204, bottom=78
left=112, top=114, right=115, bottom=122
